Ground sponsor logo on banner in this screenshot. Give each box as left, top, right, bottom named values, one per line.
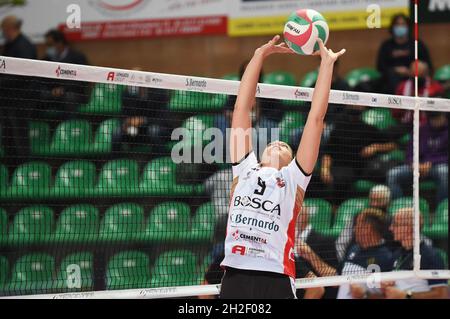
left=107, top=71, right=130, bottom=82
left=89, top=0, right=151, bottom=17
left=185, top=77, right=207, bottom=91
left=55, top=66, right=77, bottom=78
left=294, top=89, right=309, bottom=99
left=0, top=58, right=6, bottom=72
left=388, top=96, right=402, bottom=106
left=372, top=97, right=378, bottom=104
left=427, top=99, right=435, bottom=105
left=343, top=92, right=360, bottom=101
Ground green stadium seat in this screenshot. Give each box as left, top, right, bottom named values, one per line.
left=278, top=111, right=305, bottom=144
left=345, top=67, right=381, bottom=88
left=106, top=251, right=151, bottom=290
left=6, top=253, right=54, bottom=295
left=419, top=181, right=436, bottom=191
left=0, top=164, right=7, bottom=197
left=190, top=202, right=216, bottom=242
left=99, top=203, right=144, bottom=242
left=435, top=248, right=448, bottom=269
left=331, top=198, right=369, bottom=237
left=378, top=149, right=406, bottom=163
left=362, top=108, right=397, bottom=131
left=53, top=204, right=99, bottom=243
left=0, top=256, right=8, bottom=293
left=398, top=133, right=410, bottom=145
left=96, top=159, right=139, bottom=196
left=263, top=72, right=296, bottom=86
left=53, top=161, right=96, bottom=198
left=49, top=120, right=93, bottom=155
left=29, top=121, right=51, bottom=155
left=79, top=83, right=124, bottom=115
left=352, top=180, right=376, bottom=193
left=8, top=206, right=54, bottom=245
left=388, top=197, right=430, bottom=229
left=434, top=65, right=450, bottom=82
left=7, top=162, right=52, bottom=199
left=0, top=208, right=7, bottom=245
left=139, top=157, right=194, bottom=196
left=304, top=198, right=333, bottom=236
left=52, top=252, right=94, bottom=292
left=151, top=250, right=200, bottom=288
left=178, top=114, right=215, bottom=148
left=424, top=199, right=448, bottom=239
left=169, top=91, right=226, bottom=112
left=222, top=74, right=239, bottom=81
left=300, top=70, right=318, bottom=88
left=93, top=118, right=121, bottom=154
left=143, top=202, right=190, bottom=242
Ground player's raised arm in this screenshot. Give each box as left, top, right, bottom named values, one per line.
left=296, top=39, right=346, bottom=174
left=230, top=35, right=293, bottom=163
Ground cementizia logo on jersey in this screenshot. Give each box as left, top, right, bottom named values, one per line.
left=231, top=230, right=268, bottom=244
left=89, top=0, right=151, bottom=17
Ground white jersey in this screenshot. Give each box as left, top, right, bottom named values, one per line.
left=221, top=151, right=311, bottom=278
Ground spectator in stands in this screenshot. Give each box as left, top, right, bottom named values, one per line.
left=337, top=208, right=394, bottom=299
left=38, top=29, right=90, bottom=123
left=335, top=184, right=394, bottom=263
left=376, top=13, right=433, bottom=94
left=112, top=68, right=170, bottom=157
left=369, top=184, right=392, bottom=211
left=319, top=105, right=397, bottom=206
left=387, top=112, right=448, bottom=206
left=0, top=15, right=37, bottom=165
left=380, top=208, right=448, bottom=299
left=392, top=60, right=445, bottom=126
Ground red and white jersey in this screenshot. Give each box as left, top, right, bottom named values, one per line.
left=221, top=151, right=311, bottom=278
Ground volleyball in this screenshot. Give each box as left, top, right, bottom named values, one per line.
left=283, top=9, right=329, bottom=55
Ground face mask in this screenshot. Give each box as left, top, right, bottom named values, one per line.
left=393, top=25, right=408, bottom=38
left=46, top=47, right=57, bottom=60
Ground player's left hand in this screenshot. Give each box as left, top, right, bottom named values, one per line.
left=312, top=38, right=346, bottom=64
left=255, top=35, right=295, bottom=58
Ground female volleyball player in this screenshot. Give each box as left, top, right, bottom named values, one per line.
left=219, top=35, right=345, bottom=299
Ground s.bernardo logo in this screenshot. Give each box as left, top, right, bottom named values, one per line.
left=89, top=0, right=150, bottom=16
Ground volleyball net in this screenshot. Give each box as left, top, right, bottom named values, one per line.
left=0, top=56, right=448, bottom=299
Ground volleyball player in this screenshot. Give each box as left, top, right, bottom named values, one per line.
left=219, top=35, right=345, bottom=299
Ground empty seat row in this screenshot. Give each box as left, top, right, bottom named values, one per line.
left=0, top=249, right=203, bottom=295
left=0, top=202, right=217, bottom=245
left=0, top=158, right=205, bottom=199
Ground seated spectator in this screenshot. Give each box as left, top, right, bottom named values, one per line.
left=392, top=60, right=444, bottom=126
left=336, top=208, right=394, bottom=299
left=0, top=15, right=37, bottom=166
left=112, top=70, right=170, bottom=157
left=387, top=112, right=448, bottom=206
left=376, top=13, right=433, bottom=94
left=336, top=184, right=394, bottom=262
left=38, top=29, right=90, bottom=123
left=379, top=208, right=448, bottom=299
left=319, top=105, right=397, bottom=206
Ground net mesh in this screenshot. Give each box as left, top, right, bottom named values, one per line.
left=0, top=57, right=448, bottom=298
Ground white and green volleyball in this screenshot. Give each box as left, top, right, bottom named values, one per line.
left=283, top=9, right=329, bottom=55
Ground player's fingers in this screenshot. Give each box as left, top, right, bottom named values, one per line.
left=317, top=38, right=325, bottom=50
left=337, top=48, right=346, bottom=57
left=270, top=35, right=280, bottom=45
